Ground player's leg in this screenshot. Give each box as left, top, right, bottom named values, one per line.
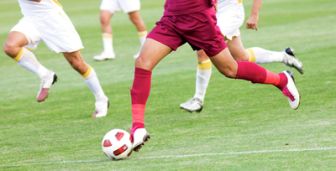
left=128, top=11, right=147, bottom=58
left=128, top=11, right=147, bottom=43
left=3, top=31, right=56, bottom=102
left=228, top=36, right=300, bottom=105
left=227, top=36, right=249, bottom=61
left=187, top=8, right=300, bottom=110
left=63, top=51, right=109, bottom=118
left=217, top=2, right=303, bottom=74
left=246, top=47, right=303, bottom=74
left=210, top=48, right=300, bottom=109
left=126, top=4, right=147, bottom=58
left=180, top=50, right=212, bottom=112
left=131, top=38, right=172, bottom=151
left=94, top=0, right=116, bottom=61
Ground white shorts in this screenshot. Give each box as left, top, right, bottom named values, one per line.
left=100, top=0, right=140, bottom=14
left=11, top=10, right=83, bottom=53
left=216, top=3, right=245, bottom=40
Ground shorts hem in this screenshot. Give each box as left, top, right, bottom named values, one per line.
left=147, top=35, right=178, bottom=51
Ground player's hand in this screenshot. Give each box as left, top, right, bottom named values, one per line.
left=246, top=15, right=259, bottom=31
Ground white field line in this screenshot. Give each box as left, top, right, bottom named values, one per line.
left=1, top=146, right=336, bottom=168
left=142, top=146, right=336, bottom=160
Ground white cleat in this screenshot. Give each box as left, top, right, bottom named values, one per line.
left=180, top=97, right=203, bottom=112
left=131, top=128, right=150, bottom=152
left=281, top=71, right=300, bottom=110
left=92, top=96, right=109, bottom=118
left=93, top=52, right=115, bottom=61
left=36, top=71, right=57, bottom=103
left=283, top=48, right=304, bottom=74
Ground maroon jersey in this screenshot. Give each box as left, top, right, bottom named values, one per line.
left=164, top=0, right=216, bottom=16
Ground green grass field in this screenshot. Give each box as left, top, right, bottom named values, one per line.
left=1, top=0, right=336, bottom=170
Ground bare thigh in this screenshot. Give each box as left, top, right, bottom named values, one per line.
left=135, top=38, right=172, bottom=71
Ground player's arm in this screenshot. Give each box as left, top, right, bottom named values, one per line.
left=246, top=0, right=262, bottom=30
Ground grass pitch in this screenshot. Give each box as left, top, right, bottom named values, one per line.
left=0, top=0, right=336, bottom=170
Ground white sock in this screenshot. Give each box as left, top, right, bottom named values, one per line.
left=16, top=48, right=49, bottom=79
left=102, top=33, right=114, bottom=54
left=83, top=66, right=107, bottom=101
left=194, top=59, right=212, bottom=101
left=247, top=47, right=284, bottom=64
left=138, top=31, right=147, bottom=47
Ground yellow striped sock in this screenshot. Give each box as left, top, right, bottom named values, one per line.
left=138, top=31, right=148, bottom=37
left=82, top=65, right=93, bottom=79
left=198, top=59, right=212, bottom=70
left=14, top=48, right=24, bottom=62
left=247, top=48, right=256, bottom=62
left=102, top=33, right=112, bottom=38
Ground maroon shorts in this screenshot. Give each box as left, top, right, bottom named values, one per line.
left=148, top=9, right=227, bottom=57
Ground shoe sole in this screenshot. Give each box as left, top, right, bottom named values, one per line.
left=180, top=106, right=203, bottom=113
left=133, top=134, right=150, bottom=152
left=37, top=74, right=58, bottom=103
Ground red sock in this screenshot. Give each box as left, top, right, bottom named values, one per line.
left=130, top=67, right=151, bottom=132
left=236, top=61, right=287, bottom=89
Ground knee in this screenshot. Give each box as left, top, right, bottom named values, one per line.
left=3, top=42, right=19, bottom=57
left=135, top=56, right=153, bottom=71
left=100, top=18, right=109, bottom=27
left=218, top=66, right=237, bottom=78
left=223, top=69, right=237, bottom=78
left=100, top=13, right=111, bottom=27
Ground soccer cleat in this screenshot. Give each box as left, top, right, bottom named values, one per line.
left=36, top=71, right=57, bottom=103
left=131, top=128, right=150, bottom=152
left=93, top=51, right=115, bottom=61
left=180, top=97, right=203, bottom=113
left=280, top=71, right=300, bottom=110
left=283, top=48, right=304, bottom=74
left=92, top=96, right=109, bottom=118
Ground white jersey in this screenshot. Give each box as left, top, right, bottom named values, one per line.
left=18, top=0, right=62, bottom=16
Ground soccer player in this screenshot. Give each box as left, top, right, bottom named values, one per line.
left=3, top=0, right=109, bottom=118
left=93, top=0, right=147, bottom=60
left=180, top=0, right=304, bottom=112
left=129, top=0, right=301, bottom=152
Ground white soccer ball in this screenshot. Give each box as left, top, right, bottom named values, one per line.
left=101, top=129, right=133, bottom=160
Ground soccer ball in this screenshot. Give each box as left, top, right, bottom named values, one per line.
left=101, top=129, right=133, bottom=160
